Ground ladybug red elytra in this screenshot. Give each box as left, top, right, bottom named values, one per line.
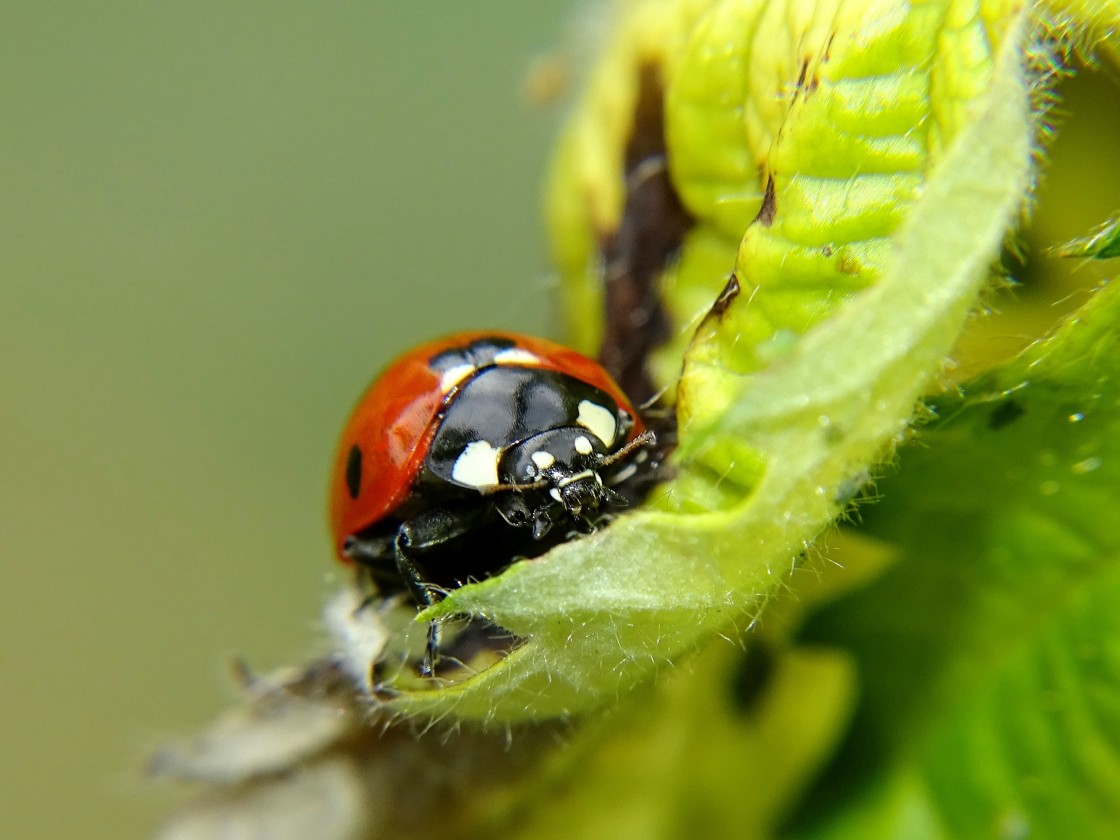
left=329, top=331, right=654, bottom=674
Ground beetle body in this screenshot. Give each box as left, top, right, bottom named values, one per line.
left=329, top=332, right=652, bottom=670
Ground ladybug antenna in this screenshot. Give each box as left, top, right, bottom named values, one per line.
left=478, top=477, right=549, bottom=496
left=595, top=430, right=656, bottom=470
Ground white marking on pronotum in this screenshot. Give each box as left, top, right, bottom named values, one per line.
left=573, top=435, right=594, bottom=456
left=439, top=363, right=476, bottom=393
left=451, top=440, right=500, bottom=488
left=576, top=400, right=617, bottom=446
left=494, top=348, right=539, bottom=366
left=531, top=451, right=556, bottom=470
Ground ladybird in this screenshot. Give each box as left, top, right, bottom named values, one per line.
left=329, top=331, right=654, bottom=674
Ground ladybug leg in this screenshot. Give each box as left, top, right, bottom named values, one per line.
left=388, top=533, right=441, bottom=677
left=389, top=532, right=439, bottom=610
left=531, top=505, right=557, bottom=540
left=493, top=493, right=533, bottom=529
left=395, top=504, right=496, bottom=676
left=344, top=528, right=449, bottom=677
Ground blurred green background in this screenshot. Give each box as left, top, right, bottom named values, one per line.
left=2, top=3, right=1118, bottom=838
left=0, top=3, right=574, bottom=837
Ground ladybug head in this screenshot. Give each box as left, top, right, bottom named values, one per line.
left=496, top=426, right=654, bottom=539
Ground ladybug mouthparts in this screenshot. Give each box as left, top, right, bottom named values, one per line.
left=550, top=467, right=612, bottom=515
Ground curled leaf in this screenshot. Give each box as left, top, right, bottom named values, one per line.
left=384, top=0, right=1035, bottom=722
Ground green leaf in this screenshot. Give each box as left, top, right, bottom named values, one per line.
left=789, top=278, right=1120, bottom=839
left=383, top=0, right=1033, bottom=723
left=1051, top=213, right=1120, bottom=259
left=1037, top=0, right=1120, bottom=58
left=500, top=641, right=860, bottom=840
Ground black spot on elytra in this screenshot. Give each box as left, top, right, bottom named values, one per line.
left=988, top=399, right=1026, bottom=430
left=346, top=444, right=363, bottom=499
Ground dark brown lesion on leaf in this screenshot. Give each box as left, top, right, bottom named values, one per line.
left=796, top=58, right=809, bottom=91
left=835, top=251, right=862, bottom=276
left=988, top=398, right=1026, bottom=430
left=790, top=57, right=820, bottom=106
left=756, top=175, right=777, bottom=227
left=598, top=63, right=694, bottom=409
left=688, top=274, right=743, bottom=351
left=709, top=274, right=742, bottom=321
